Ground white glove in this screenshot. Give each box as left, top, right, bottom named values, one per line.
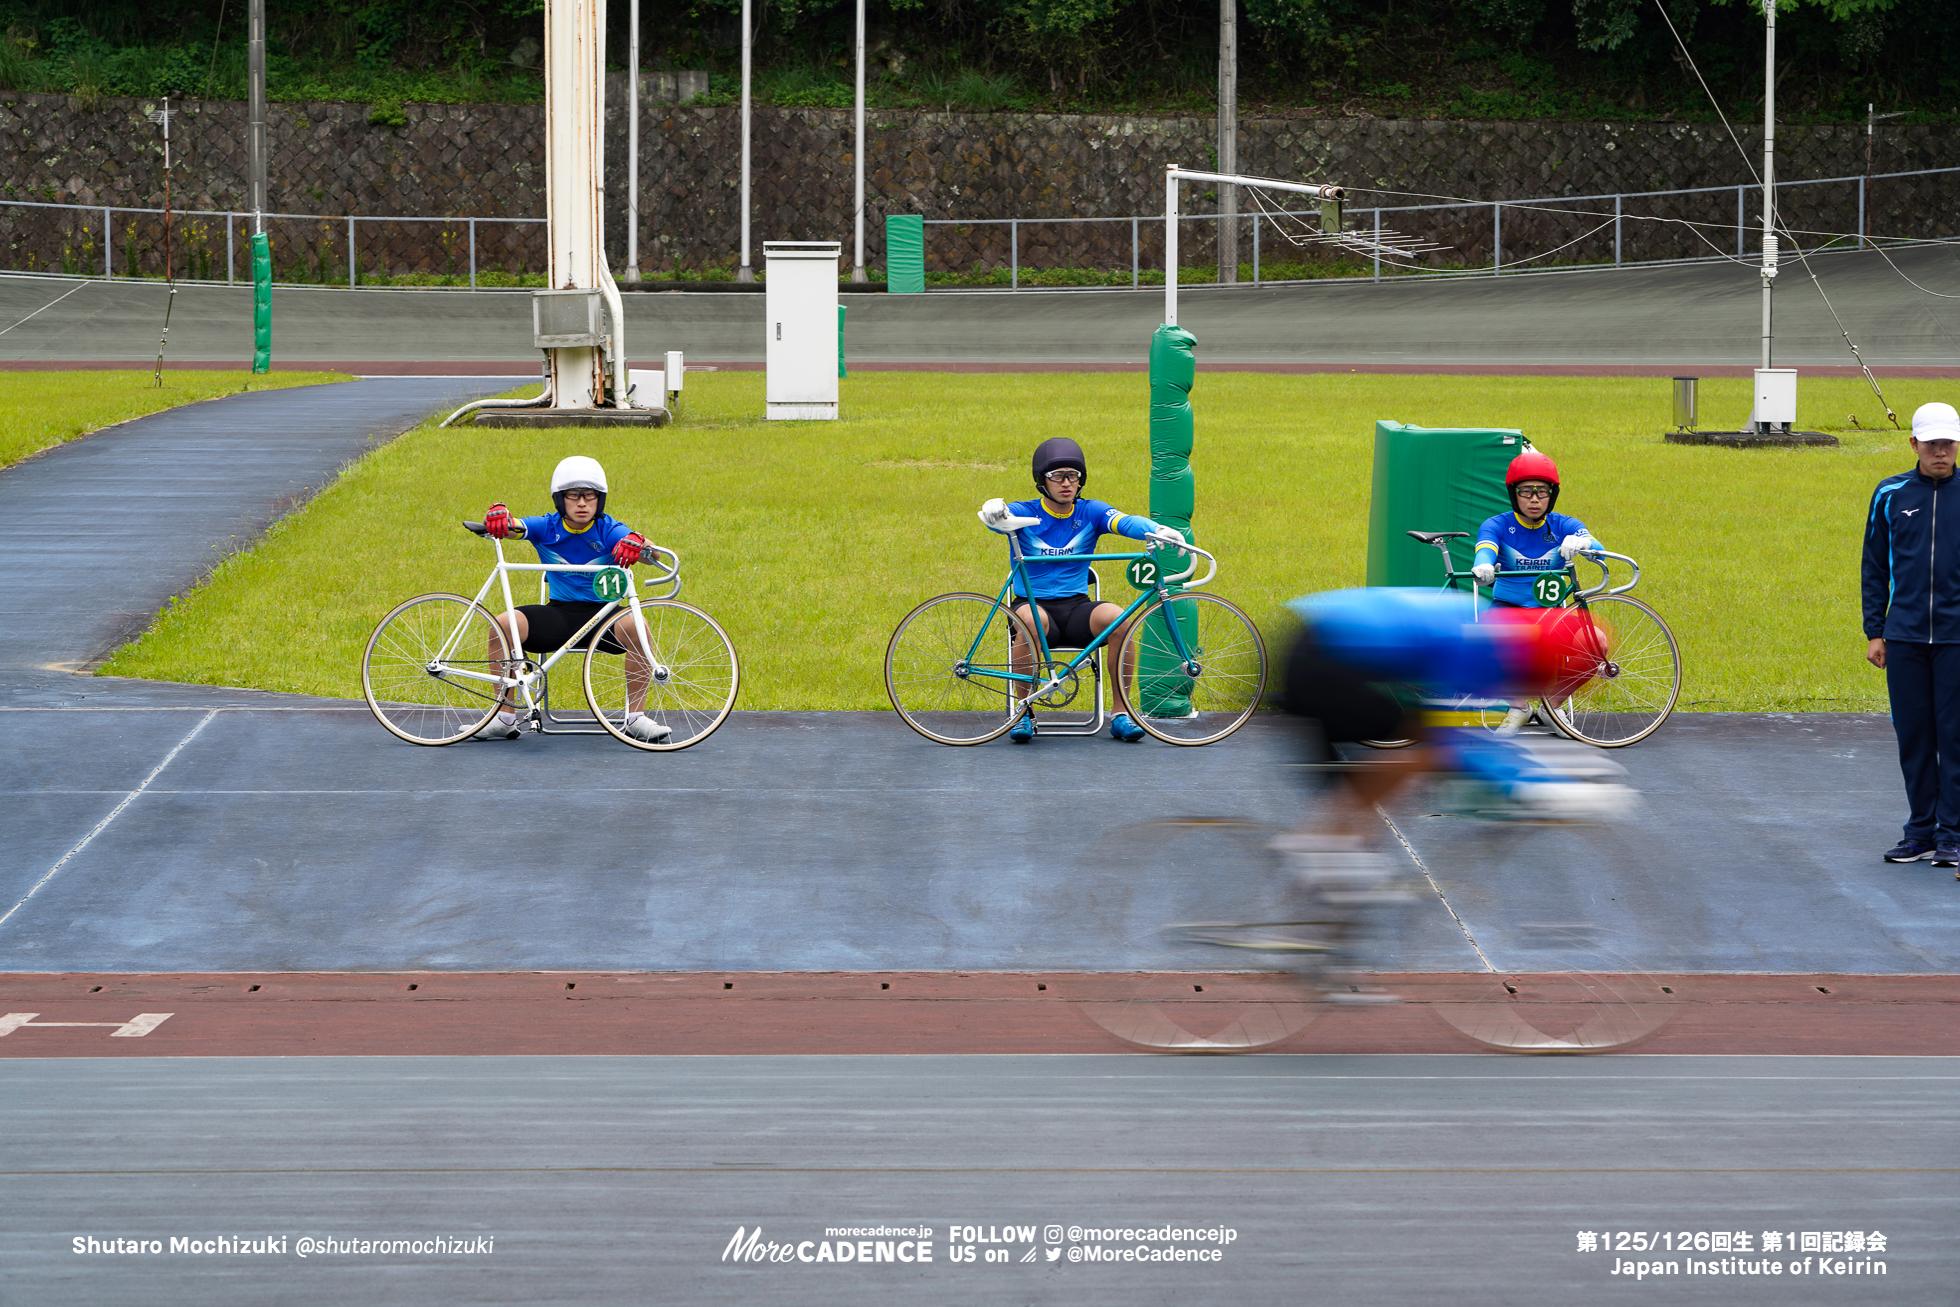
left=978, top=498, right=1010, bottom=530
left=1147, top=525, right=1187, bottom=549
left=1558, top=534, right=1595, bottom=561
left=1471, top=562, right=1496, bottom=586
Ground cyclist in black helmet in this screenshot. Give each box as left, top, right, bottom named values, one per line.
left=978, top=436, right=1187, bottom=743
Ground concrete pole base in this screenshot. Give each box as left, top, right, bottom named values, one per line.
left=475, top=408, right=670, bottom=429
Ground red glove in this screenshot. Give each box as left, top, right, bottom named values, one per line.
left=612, top=532, right=647, bottom=567
left=484, top=503, right=512, bottom=538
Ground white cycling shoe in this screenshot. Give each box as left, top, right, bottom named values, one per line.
left=624, top=713, right=673, bottom=744
left=472, top=710, right=521, bottom=741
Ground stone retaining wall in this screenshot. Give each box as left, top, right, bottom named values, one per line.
left=2, top=91, right=1953, bottom=280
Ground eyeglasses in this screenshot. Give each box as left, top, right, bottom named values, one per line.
left=1514, top=486, right=1553, bottom=499
left=561, top=489, right=600, bottom=503
left=1044, top=470, right=1083, bottom=485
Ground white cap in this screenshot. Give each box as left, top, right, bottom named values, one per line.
left=550, top=455, right=608, bottom=493
left=1911, top=403, right=1960, bottom=443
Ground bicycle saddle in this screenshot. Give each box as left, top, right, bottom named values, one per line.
left=1406, top=530, right=1471, bottom=544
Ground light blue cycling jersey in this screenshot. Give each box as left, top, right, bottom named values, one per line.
left=1286, top=587, right=1516, bottom=693
left=1473, top=510, right=1594, bottom=606
left=518, top=512, right=637, bottom=602
left=990, top=497, right=1163, bottom=600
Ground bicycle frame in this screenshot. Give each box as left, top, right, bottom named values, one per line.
left=437, top=526, right=683, bottom=734
left=961, top=532, right=1218, bottom=712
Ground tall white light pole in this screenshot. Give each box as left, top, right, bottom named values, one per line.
left=737, top=0, right=754, bottom=282
left=624, top=0, right=640, bottom=284
left=851, top=0, right=866, bottom=282
left=248, top=0, right=266, bottom=231
left=1759, top=0, right=1777, bottom=376
left=1217, top=0, right=1237, bottom=284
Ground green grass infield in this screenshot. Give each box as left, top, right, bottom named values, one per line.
left=100, top=370, right=1922, bottom=713
left=1, top=369, right=353, bottom=470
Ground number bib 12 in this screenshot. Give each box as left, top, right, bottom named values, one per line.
left=1126, top=557, right=1160, bottom=591
left=1531, top=572, right=1571, bottom=606
left=592, top=567, right=630, bottom=603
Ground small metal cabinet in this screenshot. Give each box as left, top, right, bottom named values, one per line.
left=764, top=241, right=841, bottom=420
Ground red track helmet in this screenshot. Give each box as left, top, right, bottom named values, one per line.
left=1505, top=450, right=1561, bottom=513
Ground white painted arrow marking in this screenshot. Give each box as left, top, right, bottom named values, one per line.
left=0, top=1012, right=174, bottom=1037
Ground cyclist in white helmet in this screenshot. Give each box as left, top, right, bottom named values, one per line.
left=476, top=456, right=670, bottom=742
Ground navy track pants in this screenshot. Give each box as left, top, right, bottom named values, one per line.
left=1885, top=641, right=1960, bottom=842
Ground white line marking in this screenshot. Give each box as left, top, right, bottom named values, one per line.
left=0, top=1013, right=173, bottom=1037
left=1375, top=804, right=1498, bottom=974
left=0, top=279, right=90, bottom=337
left=0, top=709, right=217, bottom=930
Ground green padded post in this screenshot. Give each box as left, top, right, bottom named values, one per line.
left=884, top=214, right=925, bottom=294
left=1142, top=323, right=1198, bottom=716
left=250, top=232, right=271, bottom=374
left=838, top=304, right=847, bottom=379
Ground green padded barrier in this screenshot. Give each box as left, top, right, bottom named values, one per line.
left=251, top=232, right=271, bottom=374
left=1365, top=421, right=1527, bottom=587
left=884, top=215, right=925, bottom=294
left=1142, top=323, right=1198, bottom=716
left=838, top=303, right=847, bottom=379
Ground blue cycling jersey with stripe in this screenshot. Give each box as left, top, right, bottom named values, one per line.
left=989, top=497, right=1163, bottom=600
left=518, top=512, right=637, bottom=603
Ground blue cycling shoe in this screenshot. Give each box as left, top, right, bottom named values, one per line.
left=1109, top=713, right=1146, bottom=742
left=1008, top=714, right=1036, bottom=744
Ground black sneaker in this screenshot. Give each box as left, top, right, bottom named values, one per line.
left=1884, top=838, right=1935, bottom=863
left=1935, top=842, right=1960, bottom=868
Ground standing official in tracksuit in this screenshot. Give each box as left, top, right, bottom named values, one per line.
left=1864, top=402, right=1960, bottom=869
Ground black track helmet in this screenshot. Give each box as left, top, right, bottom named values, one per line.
left=1032, top=437, right=1088, bottom=496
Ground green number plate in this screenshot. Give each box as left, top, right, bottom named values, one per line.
left=592, top=567, right=630, bottom=603
left=1126, top=557, right=1161, bottom=591
left=1531, top=572, right=1570, bottom=606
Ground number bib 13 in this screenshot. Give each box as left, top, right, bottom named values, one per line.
left=1531, top=572, right=1571, bottom=606
left=592, top=567, right=630, bottom=603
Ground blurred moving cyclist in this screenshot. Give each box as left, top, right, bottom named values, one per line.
left=1175, top=588, right=1629, bottom=968
left=978, top=436, right=1188, bottom=744
left=1470, top=450, right=1600, bottom=732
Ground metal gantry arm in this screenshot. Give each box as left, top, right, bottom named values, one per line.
left=1163, top=167, right=1345, bottom=326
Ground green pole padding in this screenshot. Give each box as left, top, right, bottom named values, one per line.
left=884, top=214, right=925, bottom=294
left=250, top=232, right=272, bottom=374
left=1365, top=421, right=1526, bottom=587
left=838, top=303, right=847, bottom=379
left=1142, top=323, right=1199, bottom=716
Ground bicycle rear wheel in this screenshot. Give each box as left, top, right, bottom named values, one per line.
left=585, top=602, right=741, bottom=751
left=884, top=593, right=1035, bottom=745
left=1112, top=592, right=1267, bottom=745
left=362, top=593, right=508, bottom=745
left=1543, top=595, right=1681, bottom=747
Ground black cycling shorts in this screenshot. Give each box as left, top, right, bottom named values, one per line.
left=1280, top=633, right=1410, bottom=756
left=518, top=601, right=627, bottom=656
left=1013, top=593, right=1103, bottom=649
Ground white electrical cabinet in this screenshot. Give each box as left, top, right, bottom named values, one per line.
left=765, top=241, right=841, bottom=421
left=1753, top=368, right=1798, bottom=427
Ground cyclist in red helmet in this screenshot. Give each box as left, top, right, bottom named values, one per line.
left=1470, top=449, right=1600, bottom=731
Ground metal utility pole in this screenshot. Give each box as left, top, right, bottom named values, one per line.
left=150, top=95, right=176, bottom=386
left=737, top=0, right=754, bottom=282
left=851, top=0, right=866, bottom=282
left=625, top=0, right=640, bottom=284
left=248, top=0, right=266, bottom=228
left=1864, top=102, right=1907, bottom=247
left=1216, top=0, right=1237, bottom=284
left=1759, top=0, right=1776, bottom=377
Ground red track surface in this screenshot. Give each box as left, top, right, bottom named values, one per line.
left=1, top=972, right=1953, bottom=1057
left=7, top=360, right=1960, bottom=377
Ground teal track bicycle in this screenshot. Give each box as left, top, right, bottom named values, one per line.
left=884, top=523, right=1267, bottom=746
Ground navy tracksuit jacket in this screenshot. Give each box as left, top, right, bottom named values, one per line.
left=1863, top=466, right=1960, bottom=841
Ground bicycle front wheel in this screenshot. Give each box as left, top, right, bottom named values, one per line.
left=1543, top=595, right=1681, bottom=747
left=1113, top=592, right=1267, bottom=745
left=362, top=593, right=509, bottom=745
left=884, top=593, right=1035, bottom=745
left=585, top=602, right=741, bottom=751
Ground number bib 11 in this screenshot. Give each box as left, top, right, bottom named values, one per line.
left=592, top=567, right=630, bottom=603
left=1531, top=572, right=1571, bottom=606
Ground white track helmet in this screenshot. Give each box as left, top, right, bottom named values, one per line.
left=550, top=455, right=608, bottom=517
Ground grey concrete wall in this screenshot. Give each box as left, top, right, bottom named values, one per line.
left=2, top=91, right=1953, bottom=279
